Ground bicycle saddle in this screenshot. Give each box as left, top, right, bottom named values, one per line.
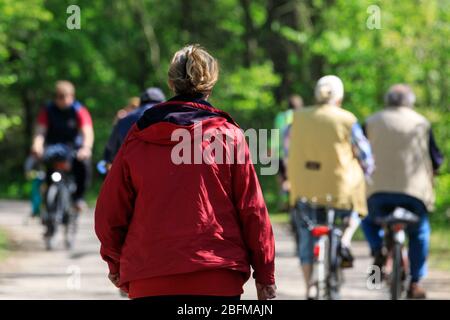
left=375, top=207, right=419, bottom=225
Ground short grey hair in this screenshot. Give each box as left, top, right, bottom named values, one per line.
left=315, top=75, right=344, bottom=105
left=385, top=84, right=416, bottom=107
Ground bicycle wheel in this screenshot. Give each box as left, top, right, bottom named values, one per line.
left=43, top=184, right=60, bottom=250
left=327, top=231, right=341, bottom=300
left=316, top=237, right=329, bottom=299
left=390, top=242, right=403, bottom=300
left=60, top=184, right=77, bottom=250
left=308, top=237, right=326, bottom=300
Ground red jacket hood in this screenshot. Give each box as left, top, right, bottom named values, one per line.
left=128, top=117, right=230, bottom=146
left=126, top=100, right=239, bottom=146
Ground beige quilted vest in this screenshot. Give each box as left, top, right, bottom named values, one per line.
left=365, top=106, right=434, bottom=210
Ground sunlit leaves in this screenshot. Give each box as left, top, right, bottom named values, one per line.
left=0, top=114, right=21, bottom=141
left=214, top=62, right=280, bottom=112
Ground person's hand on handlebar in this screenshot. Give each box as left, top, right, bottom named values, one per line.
left=31, top=143, right=44, bottom=159
left=31, top=124, right=47, bottom=159
left=77, top=146, right=92, bottom=161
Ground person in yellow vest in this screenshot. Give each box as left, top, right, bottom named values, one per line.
left=361, top=84, right=444, bottom=299
left=288, top=75, right=374, bottom=299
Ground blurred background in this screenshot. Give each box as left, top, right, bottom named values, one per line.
left=0, top=0, right=449, bottom=297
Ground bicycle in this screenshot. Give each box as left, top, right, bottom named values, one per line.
left=294, top=199, right=349, bottom=300
left=41, top=144, right=78, bottom=250
left=375, top=207, right=419, bottom=300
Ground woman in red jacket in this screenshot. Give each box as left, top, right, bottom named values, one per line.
left=95, top=44, right=276, bottom=300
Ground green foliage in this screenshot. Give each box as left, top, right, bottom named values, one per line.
left=0, top=0, right=52, bottom=86
left=429, top=228, right=450, bottom=270
left=212, top=62, right=281, bottom=128
left=0, top=0, right=448, bottom=222
left=416, top=107, right=450, bottom=226
left=434, top=174, right=450, bottom=225
left=0, top=114, right=21, bottom=141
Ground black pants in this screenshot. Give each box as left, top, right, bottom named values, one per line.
left=133, top=295, right=241, bottom=302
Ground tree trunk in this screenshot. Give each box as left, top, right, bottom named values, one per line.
left=129, top=0, right=162, bottom=85
left=240, top=0, right=257, bottom=67
left=21, top=88, right=36, bottom=151
left=263, top=0, right=301, bottom=103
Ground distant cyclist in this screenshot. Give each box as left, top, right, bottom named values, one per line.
left=361, top=84, right=444, bottom=299
left=31, top=80, right=94, bottom=212
left=102, top=88, right=165, bottom=166
left=288, top=75, right=374, bottom=298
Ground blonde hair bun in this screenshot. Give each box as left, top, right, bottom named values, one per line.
left=168, top=45, right=219, bottom=96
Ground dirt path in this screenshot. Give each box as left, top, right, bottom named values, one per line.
left=0, top=200, right=449, bottom=299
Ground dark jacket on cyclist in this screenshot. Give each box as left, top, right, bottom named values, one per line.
left=103, top=88, right=166, bottom=163
left=37, top=100, right=92, bottom=148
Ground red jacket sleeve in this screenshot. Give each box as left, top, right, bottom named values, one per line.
left=37, top=107, right=48, bottom=127
left=232, top=129, right=275, bottom=285
left=94, top=145, right=135, bottom=275
left=76, top=106, right=93, bottom=128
